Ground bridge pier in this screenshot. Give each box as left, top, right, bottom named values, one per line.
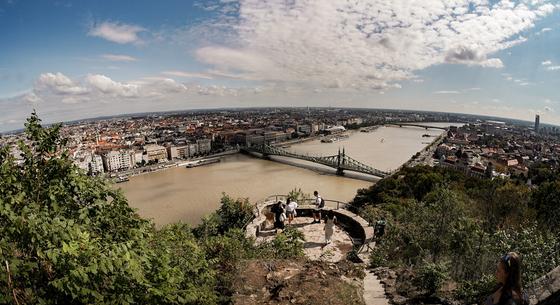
left=336, top=167, right=344, bottom=176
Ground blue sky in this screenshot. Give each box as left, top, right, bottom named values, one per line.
left=0, top=0, right=559, bottom=131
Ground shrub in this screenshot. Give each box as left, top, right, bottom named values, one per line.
left=414, top=261, right=449, bottom=296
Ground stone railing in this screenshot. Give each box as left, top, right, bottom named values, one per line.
left=244, top=194, right=374, bottom=247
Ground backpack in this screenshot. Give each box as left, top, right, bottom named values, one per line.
left=319, top=197, right=325, bottom=208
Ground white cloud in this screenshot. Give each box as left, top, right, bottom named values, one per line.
left=62, top=96, right=90, bottom=104
left=162, top=70, right=214, bottom=80
left=101, top=54, right=138, bottom=62
left=36, top=72, right=89, bottom=95
left=544, top=106, right=554, bottom=112
left=137, top=77, right=188, bottom=95
left=444, top=47, right=503, bottom=68
left=547, top=66, right=560, bottom=71
left=88, top=21, right=145, bottom=44
left=23, top=92, right=42, bottom=104
left=29, top=72, right=247, bottom=104
left=540, top=27, right=552, bottom=33
left=85, top=74, right=140, bottom=97
left=433, top=90, right=460, bottom=94
left=542, top=60, right=552, bottom=66
left=192, top=0, right=555, bottom=89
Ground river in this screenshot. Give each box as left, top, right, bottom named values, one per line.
left=118, top=124, right=449, bottom=226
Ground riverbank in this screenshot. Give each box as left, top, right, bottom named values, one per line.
left=109, top=148, right=239, bottom=179
left=399, top=132, right=446, bottom=170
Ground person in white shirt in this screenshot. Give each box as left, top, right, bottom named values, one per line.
left=313, top=190, right=323, bottom=224
left=324, top=210, right=337, bottom=244
left=285, top=197, right=298, bottom=225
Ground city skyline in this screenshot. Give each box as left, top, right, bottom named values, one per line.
left=1, top=0, right=560, bottom=131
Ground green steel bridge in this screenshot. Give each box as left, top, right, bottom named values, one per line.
left=241, top=144, right=391, bottom=178
left=385, top=123, right=450, bottom=130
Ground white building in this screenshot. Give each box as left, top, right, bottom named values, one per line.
left=90, top=154, right=104, bottom=175
left=102, top=150, right=134, bottom=172
left=134, top=150, right=145, bottom=165
left=144, top=144, right=167, bottom=163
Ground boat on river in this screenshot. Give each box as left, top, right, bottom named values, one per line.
left=186, top=158, right=220, bottom=168
left=115, top=176, right=130, bottom=183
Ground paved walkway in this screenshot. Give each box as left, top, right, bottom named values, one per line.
left=257, top=216, right=353, bottom=262
left=363, top=269, right=389, bottom=305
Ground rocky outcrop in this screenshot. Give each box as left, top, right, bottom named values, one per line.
left=232, top=260, right=366, bottom=305
left=527, top=265, right=560, bottom=305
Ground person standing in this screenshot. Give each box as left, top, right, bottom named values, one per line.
left=484, top=252, right=529, bottom=305
left=374, top=217, right=386, bottom=240
left=323, top=210, right=337, bottom=244
left=285, top=197, right=298, bottom=225
left=313, top=190, right=324, bottom=224
left=272, top=201, right=286, bottom=231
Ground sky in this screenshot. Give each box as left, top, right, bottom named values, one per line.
left=0, top=0, right=559, bottom=131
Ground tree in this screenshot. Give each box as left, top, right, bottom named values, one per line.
left=530, top=180, right=560, bottom=231
left=0, top=112, right=216, bottom=304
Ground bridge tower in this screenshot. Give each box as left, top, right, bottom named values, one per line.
left=261, top=144, right=271, bottom=159
left=336, top=147, right=345, bottom=176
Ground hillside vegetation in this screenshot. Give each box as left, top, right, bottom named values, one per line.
left=352, top=165, right=560, bottom=303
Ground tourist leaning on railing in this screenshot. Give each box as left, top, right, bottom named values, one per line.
left=484, top=252, right=529, bottom=305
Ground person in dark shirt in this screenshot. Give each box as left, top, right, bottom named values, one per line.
left=374, top=218, right=386, bottom=239
left=271, top=200, right=285, bottom=231
left=484, top=252, right=529, bottom=305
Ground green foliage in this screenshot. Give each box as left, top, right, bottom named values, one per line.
left=287, top=187, right=310, bottom=202
left=353, top=165, right=560, bottom=303
left=194, top=194, right=254, bottom=240
left=368, top=247, right=387, bottom=268
left=455, top=274, right=496, bottom=304
left=414, top=261, right=449, bottom=295
left=530, top=180, right=560, bottom=231
left=0, top=112, right=217, bottom=305
left=262, top=227, right=305, bottom=259
left=152, top=224, right=217, bottom=305
left=527, top=162, right=558, bottom=185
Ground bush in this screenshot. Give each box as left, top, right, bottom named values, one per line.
left=260, top=227, right=305, bottom=259
left=414, top=261, right=449, bottom=296
left=368, top=248, right=386, bottom=267
left=455, top=274, right=496, bottom=305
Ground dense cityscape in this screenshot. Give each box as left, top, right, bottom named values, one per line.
left=2, top=108, right=559, bottom=184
